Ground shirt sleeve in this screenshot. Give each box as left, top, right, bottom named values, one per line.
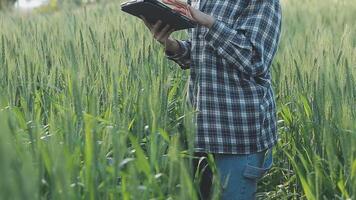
left=165, top=39, right=191, bottom=70
left=204, top=1, right=282, bottom=77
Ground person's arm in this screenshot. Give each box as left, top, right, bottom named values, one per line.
left=138, top=15, right=191, bottom=70
left=162, top=0, right=281, bottom=76
left=204, top=1, right=282, bottom=77
left=165, top=39, right=191, bottom=70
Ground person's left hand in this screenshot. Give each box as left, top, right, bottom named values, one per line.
left=163, top=0, right=215, bottom=28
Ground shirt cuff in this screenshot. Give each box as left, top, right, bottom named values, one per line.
left=165, top=40, right=189, bottom=60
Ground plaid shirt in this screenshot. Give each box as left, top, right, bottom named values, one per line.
left=166, top=0, right=282, bottom=154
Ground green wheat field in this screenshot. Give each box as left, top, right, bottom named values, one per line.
left=0, top=0, right=355, bottom=199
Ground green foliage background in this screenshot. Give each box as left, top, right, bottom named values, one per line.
left=0, top=0, right=355, bottom=199
left=0, top=0, right=15, bottom=9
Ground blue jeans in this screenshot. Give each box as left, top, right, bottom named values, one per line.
left=192, top=148, right=273, bottom=200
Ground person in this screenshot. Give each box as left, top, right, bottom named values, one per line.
left=139, top=0, right=281, bottom=199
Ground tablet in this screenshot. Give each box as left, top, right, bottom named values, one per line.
left=121, top=0, right=197, bottom=31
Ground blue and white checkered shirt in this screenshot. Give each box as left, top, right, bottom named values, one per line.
left=166, top=0, right=282, bottom=154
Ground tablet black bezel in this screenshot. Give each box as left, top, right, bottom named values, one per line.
left=121, top=0, right=197, bottom=30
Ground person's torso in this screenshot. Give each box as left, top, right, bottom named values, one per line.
left=186, top=0, right=280, bottom=154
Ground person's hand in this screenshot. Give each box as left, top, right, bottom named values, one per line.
left=139, top=15, right=181, bottom=54
left=163, top=0, right=215, bottom=28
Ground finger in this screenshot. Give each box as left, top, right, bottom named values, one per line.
left=173, top=0, right=189, bottom=7
left=184, top=6, right=196, bottom=20
left=161, top=31, right=176, bottom=45
left=163, top=28, right=176, bottom=39
left=162, top=0, right=178, bottom=6
left=173, top=7, right=188, bottom=16
left=162, top=0, right=172, bottom=4
left=152, top=20, right=163, bottom=35
left=156, top=24, right=171, bottom=40
left=186, top=7, right=194, bottom=19
left=173, top=7, right=194, bottom=20
left=164, top=0, right=187, bottom=9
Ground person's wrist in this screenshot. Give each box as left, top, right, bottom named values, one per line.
left=165, top=38, right=180, bottom=54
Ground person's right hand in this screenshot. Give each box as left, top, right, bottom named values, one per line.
left=162, top=0, right=215, bottom=28
left=139, top=15, right=181, bottom=54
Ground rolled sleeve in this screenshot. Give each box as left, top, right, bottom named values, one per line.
left=204, top=1, right=282, bottom=77
left=165, top=39, right=191, bottom=70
